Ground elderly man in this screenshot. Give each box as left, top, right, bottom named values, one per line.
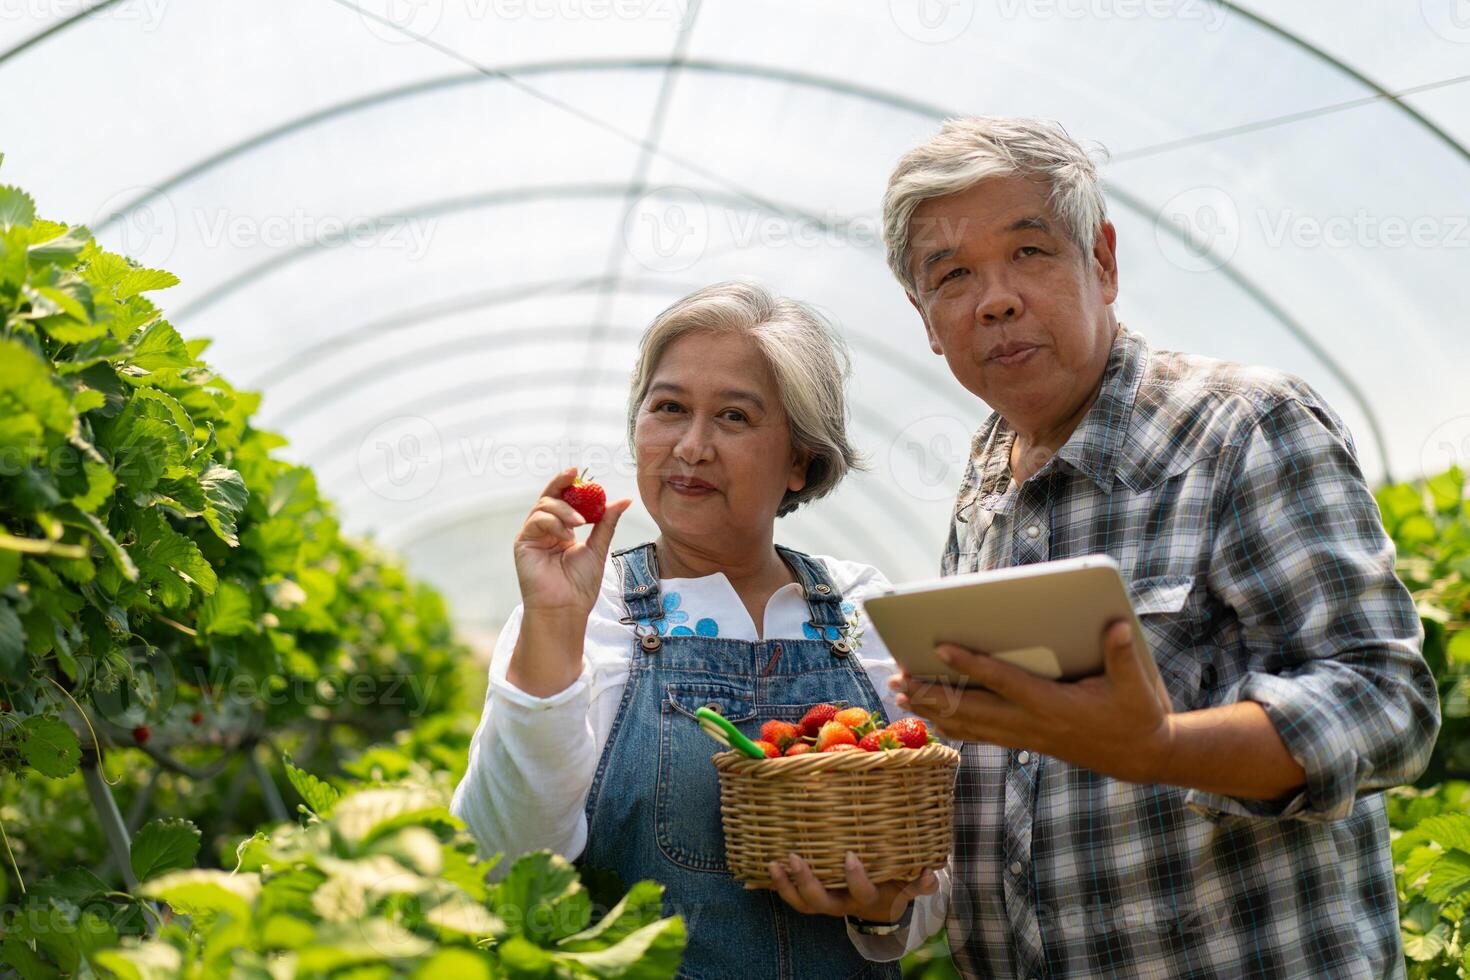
left=879, top=118, right=1440, bottom=978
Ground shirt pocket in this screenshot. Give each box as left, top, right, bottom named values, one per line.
left=1129, top=574, right=1207, bottom=710
left=657, top=682, right=755, bottom=873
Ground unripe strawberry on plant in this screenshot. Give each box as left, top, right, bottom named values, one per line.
left=560, top=470, right=607, bottom=524
left=814, top=720, right=857, bottom=753
left=759, top=720, right=801, bottom=751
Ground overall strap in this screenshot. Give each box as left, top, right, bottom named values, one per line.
left=775, top=545, right=855, bottom=656
left=611, top=542, right=664, bottom=626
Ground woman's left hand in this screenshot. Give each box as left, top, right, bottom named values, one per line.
left=763, top=851, right=939, bottom=923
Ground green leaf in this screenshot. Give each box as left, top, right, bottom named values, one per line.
left=1419, top=814, right=1470, bottom=853
left=198, top=580, right=254, bottom=636
left=198, top=464, right=248, bottom=547
left=0, top=599, right=25, bottom=683
left=331, top=786, right=459, bottom=848
left=59, top=506, right=138, bottom=581
left=413, top=949, right=495, bottom=980
left=0, top=185, right=36, bottom=229
left=292, top=919, right=432, bottom=972
left=1424, top=850, right=1470, bottom=903
left=114, top=266, right=179, bottom=299
left=17, top=713, right=81, bottom=778
left=140, top=869, right=260, bottom=921
left=554, top=916, right=687, bottom=978
left=126, top=320, right=192, bottom=372
left=131, top=510, right=218, bottom=607
left=68, top=458, right=118, bottom=512
left=0, top=337, right=73, bottom=433
left=1403, top=923, right=1449, bottom=961
left=284, top=756, right=342, bottom=816
left=558, top=881, right=667, bottom=952
left=27, top=224, right=91, bottom=266
left=0, top=937, right=49, bottom=980
left=130, top=817, right=202, bottom=882
left=93, top=942, right=183, bottom=980
left=494, top=851, right=592, bottom=944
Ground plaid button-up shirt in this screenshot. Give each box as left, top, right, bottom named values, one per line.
left=939, top=325, right=1439, bottom=979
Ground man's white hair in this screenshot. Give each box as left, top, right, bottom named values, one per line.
left=882, top=116, right=1109, bottom=295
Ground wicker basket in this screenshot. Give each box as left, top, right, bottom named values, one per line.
left=712, top=743, right=961, bottom=889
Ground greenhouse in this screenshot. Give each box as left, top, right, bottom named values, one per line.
left=0, top=0, right=1468, bottom=976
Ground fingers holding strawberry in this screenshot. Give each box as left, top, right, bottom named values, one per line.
left=513, top=467, right=633, bottom=620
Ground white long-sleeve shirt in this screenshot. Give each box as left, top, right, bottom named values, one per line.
left=449, top=551, right=950, bottom=961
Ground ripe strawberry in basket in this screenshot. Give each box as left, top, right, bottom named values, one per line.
left=797, top=703, right=840, bottom=738
left=752, top=739, right=783, bottom=758
left=858, top=728, right=902, bottom=752
left=760, top=720, right=801, bottom=752
left=833, top=706, right=877, bottom=737
left=814, top=720, right=857, bottom=753
left=886, top=717, right=931, bottom=749
left=784, top=742, right=814, bottom=756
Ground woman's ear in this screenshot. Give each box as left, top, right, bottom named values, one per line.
left=787, top=447, right=812, bottom=493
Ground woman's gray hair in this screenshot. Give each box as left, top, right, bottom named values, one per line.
left=627, top=281, right=866, bottom=517
left=882, top=116, right=1109, bottom=295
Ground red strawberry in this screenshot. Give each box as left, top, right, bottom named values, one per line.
left=784, top=743, right=814, bottom=756
left=190, top=711, right=204, bottom=725
left=822, top=743, right=861, bottom=754
left=797, top=703, right=840, bottom=738
left=814, top=720, right=857, bottom=753
left=752, top=739, right=782, bottom=758
left=833, top=706, right=877, bottom=736
left=132, top=725, right=151, bottom=746
left=560, top=471, right=607, bottom=524
left=886, top=717, right=930, bottom=749
left=859, top=729, right=902, bottom=752
left=760, top=720, right=801, bottom=751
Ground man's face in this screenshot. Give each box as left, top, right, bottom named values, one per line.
left=906, top=175, right=1119, bottom=434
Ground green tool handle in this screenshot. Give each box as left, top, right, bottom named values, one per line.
left=695, top=706, right=768, bottom=760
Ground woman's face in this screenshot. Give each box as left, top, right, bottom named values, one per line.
left=634, top=329, right=809, bottom=551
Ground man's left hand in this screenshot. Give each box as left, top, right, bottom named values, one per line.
left=893, top=621, right=1177, bottom=784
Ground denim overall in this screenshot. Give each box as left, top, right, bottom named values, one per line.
left=578, top=542, right=901, bottom=980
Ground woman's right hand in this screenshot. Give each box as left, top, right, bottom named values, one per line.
left=514, top=467, right=634, bottom=619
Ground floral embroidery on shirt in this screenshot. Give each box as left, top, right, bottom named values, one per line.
left=802, top=600, right=860, bottom=645
left=634, top=592, right=720, bottom=637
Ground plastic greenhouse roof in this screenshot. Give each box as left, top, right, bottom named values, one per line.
left=3, top=0, right=1468, bottom=641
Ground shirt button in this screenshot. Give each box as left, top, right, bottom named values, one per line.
left=1017, top=751, right=1031, bottom=765
left=1024, top=523, right=1040, bottom=539
left=1009, top=861, right=1024, bottom=876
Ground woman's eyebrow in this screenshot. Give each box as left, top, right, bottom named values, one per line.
left=647, top=381, right=765, bottom=409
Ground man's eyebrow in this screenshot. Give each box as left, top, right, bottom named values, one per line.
left=647, top=381, right=765, bottom=408
left=1010, top=215, right=1051, bottom=233
left=917, top=246, right=957, bottom=275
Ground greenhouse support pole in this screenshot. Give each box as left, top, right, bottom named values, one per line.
left=82, top=756, right=139, bottom=894
left=251, top=744, right=289, bottom=824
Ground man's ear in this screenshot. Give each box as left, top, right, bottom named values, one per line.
left=908, top=291, right=944, bottom=356
left=1093, top=221, right=1119, bottom=305
left=788, top=446, right=812, bottom=493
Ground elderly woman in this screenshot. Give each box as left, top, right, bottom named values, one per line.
left=451, top=282, right=947, bottom=977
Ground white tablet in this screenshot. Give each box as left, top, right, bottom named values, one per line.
left=860, top=555, right=1147, bottom=683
